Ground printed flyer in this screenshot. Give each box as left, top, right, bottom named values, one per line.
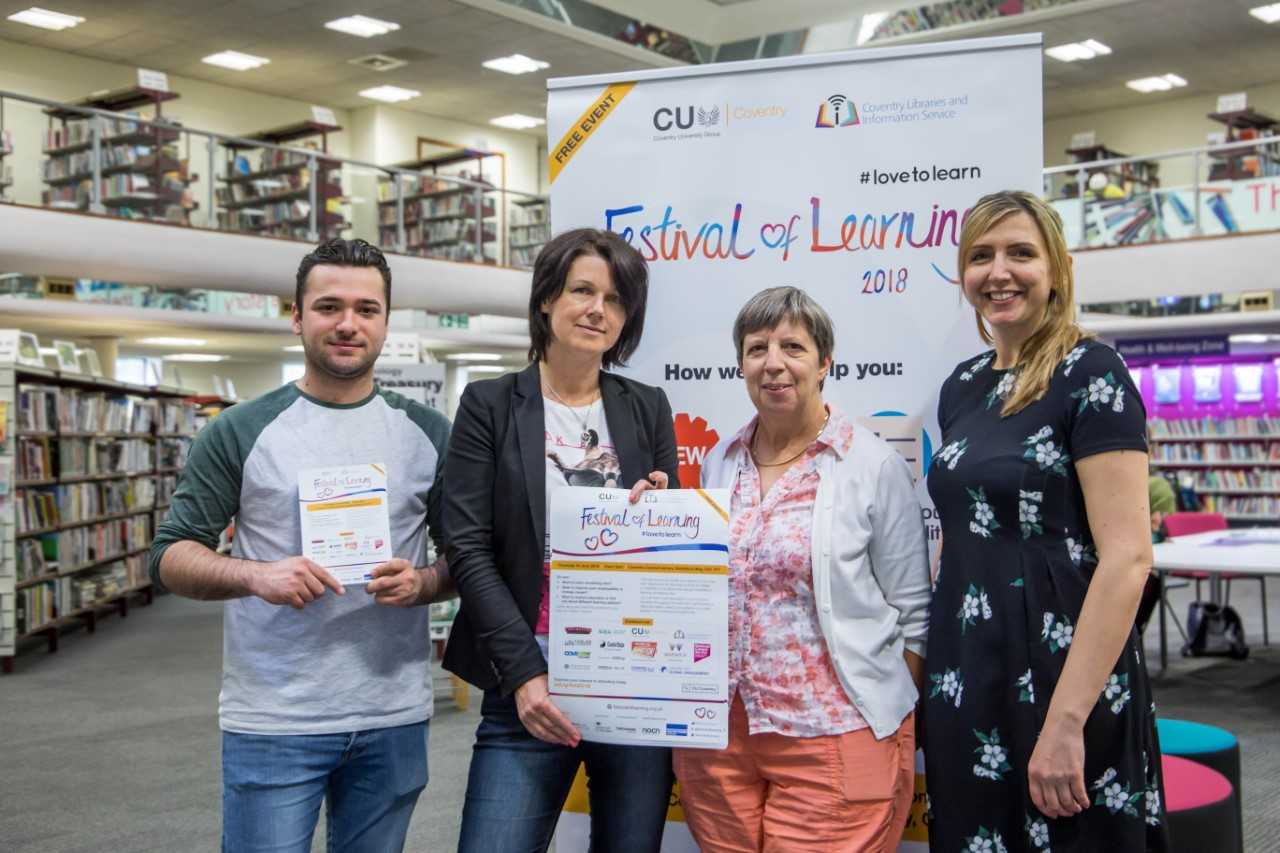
left=548, top=486, right=730, bottom=749
left=297, top=463, right=392, bottom=585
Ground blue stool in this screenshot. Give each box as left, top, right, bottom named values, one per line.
left=1158, top=718, right=1243, bottom=853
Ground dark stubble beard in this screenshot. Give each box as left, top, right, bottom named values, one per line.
left=303, top=338, right=379, bottom=381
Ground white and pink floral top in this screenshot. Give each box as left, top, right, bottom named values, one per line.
left=728, top=407, right=867, bottom=737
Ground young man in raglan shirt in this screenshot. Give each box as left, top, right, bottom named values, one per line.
left=149, top=238, right=453, bottom=853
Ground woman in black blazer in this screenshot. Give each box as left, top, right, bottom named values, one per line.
left=443, top=228, right=680, bottom=853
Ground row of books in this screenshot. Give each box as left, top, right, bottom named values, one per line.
left=16, top=539, right=50, bottom=583
left=157, top=437, right=192, bottom=469
left=157, top=474, right=178, bottom=507
left=1150, top=416, right=1280, bottom=438
left=55, top=516, right=150, bottom=569
left=1199, top=495, right=1280, bottom=518
left=158, top=399, right=198, bottom=434
left=1190, top=470, right=1280, bottom=491
left=15, top=479, right=156, bottom=533
left=378, top=194, right=495, bottom=225
left=60, top=437, right=156, bottom=477
left=402, top=219, right=496, bottom=248
left=16, top=385, right=58, bottom=432
left=1152, top=443, right=1280, bottom=463
left=377, top=172, right=490, bottom=203
left=14, top=554, right=148, bottom=634
left=42, top=115, right=176, bottom=152
left=16, top=436, right=53, bottom=481
left=42, top=143, right=175, bottom=182
left=56, top=388, right=156, bottom=434
left=216, top=169, right=316, bottom=204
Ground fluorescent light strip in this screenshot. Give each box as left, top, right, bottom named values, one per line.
left=163, top=353, right=228, bottom=363
left=138, top=337, right=207, bottom=347
left=359, top=85, right=420, bottom=103
left=203, top=50, right=270, bottom=71
left=482, top=54, right=550, bottom=75
left=445, top=352, right=503, bottom=361
left=1250, top=3, right=1280, bottom=24
left=325, top=15, right=401, bottom=37
left=6, top=7, right=84, bottom=30
left=490, top=113, right=544, bottom=130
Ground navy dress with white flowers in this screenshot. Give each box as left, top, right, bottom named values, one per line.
left=922, top=341, right=1169, bottom=853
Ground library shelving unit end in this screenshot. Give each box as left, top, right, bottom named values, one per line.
left=0, top=364, right=198, bottom=673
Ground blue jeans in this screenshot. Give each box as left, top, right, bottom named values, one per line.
left=222, top=721, right=428, bottom=853
left=457, top=691, right=672, bottom=853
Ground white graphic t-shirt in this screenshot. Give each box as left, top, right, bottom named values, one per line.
left=536, top=396, right=620, bottom=635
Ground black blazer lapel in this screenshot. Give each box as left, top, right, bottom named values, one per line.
left=601, top=372, right=646, bottom=488
left=514, top=363, right=547, bottom=550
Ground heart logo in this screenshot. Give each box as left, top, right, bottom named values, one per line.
left=600, top=528, right=619, bottom=547
left=759, top=223, right=789, bottom=248
left=584, top=535, right=600, bottom=551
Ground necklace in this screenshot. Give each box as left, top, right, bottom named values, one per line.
left=750, top=409, right=831, bottom=468
left=542, top=374, right=600, bottom=436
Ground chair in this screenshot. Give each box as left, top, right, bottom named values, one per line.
left=1158, top=719, right=1243, bottom=853
left=1162, top=754, right=1240, bottom=853
left=1163, top=511, right=1268, bottom=646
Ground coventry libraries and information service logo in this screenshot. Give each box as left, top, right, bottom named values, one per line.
left=815, top=94, right=860, bottom=128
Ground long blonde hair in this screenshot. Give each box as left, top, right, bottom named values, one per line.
left=957, top=190, right=1091, bottom=417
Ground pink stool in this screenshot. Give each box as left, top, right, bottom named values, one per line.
left=1162, top=754, right=1239, bottom=852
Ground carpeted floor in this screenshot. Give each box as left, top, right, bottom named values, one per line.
left=1, top=576, right=1276, bottom=852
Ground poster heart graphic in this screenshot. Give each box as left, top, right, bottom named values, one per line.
left=584, top=535, right=600, bottom=551
left=759, top=223, right=789, bottom=248
left=600, top=528, right=619, bottom=547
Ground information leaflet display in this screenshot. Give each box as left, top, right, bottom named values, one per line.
left=549, top=486, right=729, bottom=749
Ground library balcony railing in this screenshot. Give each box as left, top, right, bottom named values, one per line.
left=1042, top=135, right=1280, bottom=251
left=0, top=89, right=549, bottom=270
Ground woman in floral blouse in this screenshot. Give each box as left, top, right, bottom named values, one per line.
left=675, top=286, right=931, bottom=851
left=922, top=190, right=1169, bottom=852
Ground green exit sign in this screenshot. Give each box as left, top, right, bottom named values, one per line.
left=439, top=313, right=470, bottom=329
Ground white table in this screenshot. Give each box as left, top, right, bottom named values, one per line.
left=1151, top=530, right=1280, bottom=671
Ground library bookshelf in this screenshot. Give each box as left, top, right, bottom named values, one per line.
left=1148, top=417, right=1280, bottom=523
left=1, top=365, right=197, bottom=673
left=217, top=120, right=347, bottom=241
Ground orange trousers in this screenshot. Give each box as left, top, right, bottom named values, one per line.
left=673, top=696, right=915, bottom=852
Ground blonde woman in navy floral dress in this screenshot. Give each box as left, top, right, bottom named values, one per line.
left=922, top=191, right=1169, bottom=852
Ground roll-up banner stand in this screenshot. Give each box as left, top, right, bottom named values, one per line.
left=547, top=34, right=1043, bottom=851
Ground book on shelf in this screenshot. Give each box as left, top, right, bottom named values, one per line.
left=16, top=539, right=49, bottom=583
left=16, top=581, right=58, bottom=635
left=15, top=488, right=59, bottom=533
left=16, top=436, right=52, bottom=481
left=17, top=384, right=58, bottom=432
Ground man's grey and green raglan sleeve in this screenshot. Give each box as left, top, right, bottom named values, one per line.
left=148, top=385, right=300, bottom=590
left=381, top=389, right=452, bottom=556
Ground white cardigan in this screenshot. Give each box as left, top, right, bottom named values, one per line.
left=701, top=419, right=931, bottom=739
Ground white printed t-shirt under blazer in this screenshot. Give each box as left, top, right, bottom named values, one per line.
left=149, top=383, right=450, bottom=735
left=699, top=410, right=931, bottom=739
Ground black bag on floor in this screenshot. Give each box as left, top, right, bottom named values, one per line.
left=1182, top=601, right=1249, bottom=659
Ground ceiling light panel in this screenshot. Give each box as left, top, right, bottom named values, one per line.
left=325, top=15, right=401, bottom=38
left=490, top=114, right=545, bottom=130
left=1125, top=74, right=1188, bottom=93
left=445, top=352, right=503, bottom=361
left=6, top=7, right=84, bottom=30
left=359, top=85, right=420, bottom=103
left=202, top=51, right=271, bottom=71
left=1045, top=39, right=1111, bottom=62
left=482, top=54, right=550, bottom=75
left=1249, top=4, right=1280, bottom=24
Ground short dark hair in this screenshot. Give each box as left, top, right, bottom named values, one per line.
left=295, top=238, right=392, bottom=309
left=527, top=228, right=649, bottom=369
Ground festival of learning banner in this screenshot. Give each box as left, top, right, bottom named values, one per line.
left=547, top=34, right=1043, bottom=851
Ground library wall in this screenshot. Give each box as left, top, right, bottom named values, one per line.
left=1044, top=80, right=1280, bottom=185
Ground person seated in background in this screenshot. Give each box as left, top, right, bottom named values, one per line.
left=1135, top=473, right=1179, bottom=633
